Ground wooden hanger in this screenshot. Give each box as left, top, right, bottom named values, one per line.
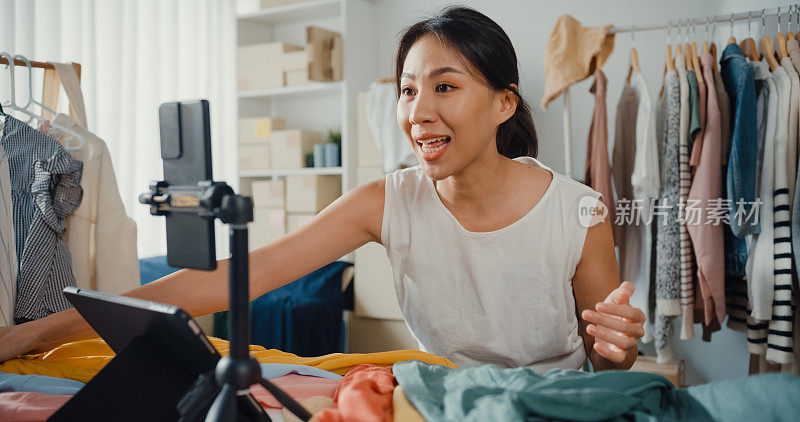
left=690, top=21, right=704, bottom=84
left=625, top=26, right=641, bottom=84
left=728, top=13, right=737, bottom=44
left=788, top=5, right=796, bottom=41
left=709, top=18, right=719, bottom=73
left=739, top=11, right=759, bottom=61
left=761, top=30, right=781, bottom=71
left=776, top=6, right=789, bottom=60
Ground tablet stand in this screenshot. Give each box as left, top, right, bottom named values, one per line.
left=140, top=181, right=312, bottom=422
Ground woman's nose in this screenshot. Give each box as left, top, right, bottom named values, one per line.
left=408, top=92, right=437, bottom=125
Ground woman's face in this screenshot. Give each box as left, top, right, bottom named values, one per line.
left=397, top=35, right=515, bottom=181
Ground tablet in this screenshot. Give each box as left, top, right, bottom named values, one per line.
left=63, top=286, right=218, bottom=375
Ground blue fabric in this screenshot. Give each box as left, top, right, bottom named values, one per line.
left=139, top=255, right=181, bottom=285
left=394, top=361, right=800, bottom=422
left=720, top=43, right=758, bottom=276
left=215, top=261, right=353, bottom=356
left=260, top=364, right=342, bottom=380
left=0, top=371, right=85, bottom=395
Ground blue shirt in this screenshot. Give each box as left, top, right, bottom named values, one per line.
left=720, top=43, right=759, bottom=238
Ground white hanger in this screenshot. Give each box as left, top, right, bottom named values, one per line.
left=1, top=52, right=16, bottom=112
left=0, top=53, right=83, bottom=150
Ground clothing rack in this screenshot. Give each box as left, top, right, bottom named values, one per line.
left=609, top=7, right=784, bottom=34
left=0, top=57, right=81, bottom=80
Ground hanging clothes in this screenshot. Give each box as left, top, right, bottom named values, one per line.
left=766, top=66, right=794, bottom=365
left=1, top=116, right=83, bottom=322
left=714, top=57, right=732, bottom=168
left=781, top=57, right=800, bottom=209
left=678, top=57, right=698, bottom=340
left=612, top=82, right=639, bottom=277
left=747, top=61, right=777, bottom=355
left=0, top=141, right=16, bottom=327
left=686, top=70, right=702, bottom=159
left=689, top=67, right=708, bottom=170
left=365, top=81, right=415, bottom=173
left=40, top=63, right=140, bottom=295
left=720, top=44, right=759, bottom=282
left=584, top=69, right=617, bottom=244
left=685, top=53, right=725, bottom=336
left=629, top=71, right=660, bottom=344
left=654, top=65, right=681, bottom=362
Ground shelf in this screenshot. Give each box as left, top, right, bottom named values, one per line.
left=238, top=82, right=342, bottom=100
left=239, top=167, right=345, bottom=178
left=237, top=0, right=341, bottom=25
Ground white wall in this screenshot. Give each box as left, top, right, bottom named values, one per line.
left=370, top=0, right=788, bottom=385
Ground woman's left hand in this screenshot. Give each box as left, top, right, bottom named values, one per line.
left=581, top=281, right=646, bottom=364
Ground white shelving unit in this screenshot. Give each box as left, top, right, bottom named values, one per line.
left=236, top=0, right=377, bottom=194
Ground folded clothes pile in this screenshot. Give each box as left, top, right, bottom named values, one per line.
left=2, top=339, right=799, bottom=421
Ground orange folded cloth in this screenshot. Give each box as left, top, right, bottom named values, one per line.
left=0, top=337, right=457, bottom=383
left=317, top=364, right=397, bottom=422
left=540, top=15, right=615, bottom=110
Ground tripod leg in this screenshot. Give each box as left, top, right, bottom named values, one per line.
left=205, top=384, right=238, bottom=422
left=256, top=378, right=312, bottom=421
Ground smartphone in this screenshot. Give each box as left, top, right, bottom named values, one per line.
left=158, top=100, right=216, bottom=270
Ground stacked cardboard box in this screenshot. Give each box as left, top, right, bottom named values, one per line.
left=249, top=180, right=287, bottom=250
left=237, top=28, right=342, bottom=91
left=286, top=175, right=341, bottom=213
left=270, top=129, right=322, bottom=169
left=237, top=42, right=304, bottom=90
left=238, top=118, right=286, bottom=171
left=352, top=91, right=404, bottom=321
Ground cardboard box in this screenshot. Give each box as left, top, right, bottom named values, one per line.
left=348, top=315, right=418, bottom=353
left=251, top=180, right=285, bottom=209
left=249, top=209, right=286, bottom=250
left=286, top=175, right=341, bottom=213
left=357, top=92, right=382, bottom=167
left=630, top=356, right=684, bottom=388
left=283, top=69, right=311, bottom=87
left=238, top=42, right=303, bottom=90
left=354, top=241, right=403, bottom=320
left=238, top=117, right=286, bottom=144
left=287, top=212, right=315, bottom=232
left=306, top=26, right=343, bottom=82
left=270, top=129, right=322, bottom=169
left=282, top=50, right=308, bottom=71
left=238, top=143, right=271, bottom=171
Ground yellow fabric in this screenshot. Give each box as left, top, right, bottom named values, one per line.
left=0, top=337, right=457, bottom=383
left=541, top=15, right=615, bottom=110
left=393, top=386, right=426, bottom=422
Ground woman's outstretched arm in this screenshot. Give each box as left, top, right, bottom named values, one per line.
left=0, top=179, right=386, bottom=362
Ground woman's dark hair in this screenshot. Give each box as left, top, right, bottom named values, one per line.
left=395, top=6, right=538, bottom=159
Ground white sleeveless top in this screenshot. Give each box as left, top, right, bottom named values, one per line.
left=381, top=157, right=603, bottom=371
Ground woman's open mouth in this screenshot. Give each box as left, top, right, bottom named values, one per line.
left=416, top=136, right=450, bottom=161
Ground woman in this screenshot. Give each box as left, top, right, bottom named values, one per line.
left=0, top=7, right=645, bottom=371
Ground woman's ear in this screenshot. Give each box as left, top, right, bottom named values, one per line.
left=495, top=84, right=519, bottom=125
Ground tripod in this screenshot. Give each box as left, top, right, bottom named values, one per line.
left=140, top=181, right=312, bottom=422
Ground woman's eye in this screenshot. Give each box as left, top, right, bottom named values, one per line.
left=401, top=87, right=415, bottom=96
left=436, top=83, right=455, bottom=93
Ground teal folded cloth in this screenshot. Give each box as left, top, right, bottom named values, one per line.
left=393, top=361, right=800, bottom=421
left=0, top=371, right=85, bottom=395
left=260, top=363, right=342, bottom=380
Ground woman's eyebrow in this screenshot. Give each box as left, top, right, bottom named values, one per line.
left=401, top=67, right=464, bottom=80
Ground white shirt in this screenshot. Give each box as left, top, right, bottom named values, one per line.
left=381, top=156, right=601, bottom=371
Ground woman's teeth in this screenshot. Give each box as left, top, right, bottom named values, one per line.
left=417, top=136, right=450, bottom=154
left=421, top=143, right=447, bottom=153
